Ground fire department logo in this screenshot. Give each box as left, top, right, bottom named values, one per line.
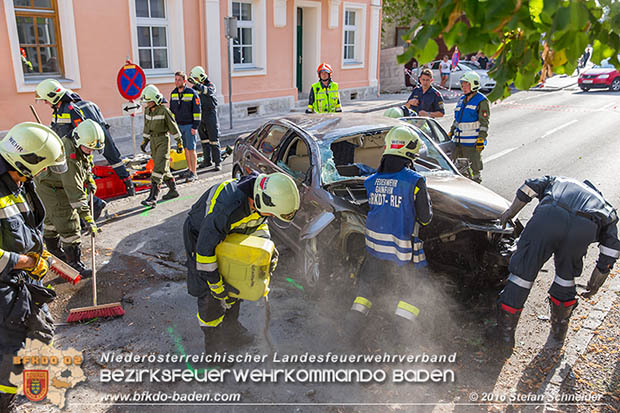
left=23, top=370, right=49, bottom=402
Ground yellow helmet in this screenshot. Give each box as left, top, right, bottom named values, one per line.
left=460, top=71, right=481, bottom=92
left=140, top=84, right=163, bottom=105
left=0, top=122, right=67, bottom=178
left=253, top=173, right=300, bottom=222
left=35, top=78, right=67, bottom=105
left=382, top=126, right=424, bottom=161
left=189, top=66, right=208, bottom=84
left=74, top=119, right=105, bottom=150
left=384, top=107, right=404, bottom=118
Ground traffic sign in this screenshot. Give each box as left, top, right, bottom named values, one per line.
left=117, top=62, right=146, bottom=101
left=122, top=102, right=142, bottom=115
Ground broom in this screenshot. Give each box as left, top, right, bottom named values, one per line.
left=49, top=254, right=82, bottom=285
left=67, top=194, right=124, bottom=322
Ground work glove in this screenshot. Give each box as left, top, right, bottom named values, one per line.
left=83, top=215, right=99, bottom=237
left=335, top=107, right=343, bottom=113
left=176, top=142, right=184, bottom=154
left=305, top=108, right=314, bottom=114
left=499, top=197, right=527, bottom=228
left=25, top=250, right=52, bottom=281
left=86, top=176, right=97, bottom=194
left=140, top=140, right=149, bottom=154
left=475, top=137, right=485, bottom=152
left=581, top=267, right=609, bottom=298
left=270, top=248, right=279, bottom=274
left=208, top=275, right=240, bottom=308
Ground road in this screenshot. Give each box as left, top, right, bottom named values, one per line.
left=26, top=87, right=620, bottom=412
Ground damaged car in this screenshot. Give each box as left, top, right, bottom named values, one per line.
left=232, top=113, right=518, bottom=297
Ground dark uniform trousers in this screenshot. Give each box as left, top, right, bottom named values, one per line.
left=500, top=203, right=599, bottom=309
left=198, top=110, right=221, bottom=166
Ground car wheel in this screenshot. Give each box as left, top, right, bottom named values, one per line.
left=580, top=87, right=589, bottom=92
left=301, top=237, right=322, bottom=298
left=611, top=78, right=620, bottom=92
left=232, top=165, right=243, bottom=180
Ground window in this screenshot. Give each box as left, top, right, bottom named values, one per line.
left=343, top=10, right=356, bottom=61
left=232, top=1, right=254, bottom=66
left=13, top=0, right=63, bottom=76
left=135, top=0, right=169, bottom=70
left=257, top=125, right=288, bottom=160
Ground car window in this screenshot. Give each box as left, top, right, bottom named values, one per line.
left=402, top=118, right=433, bottom=139
left=428, top=119, right=450, bottom=143
left=431, top=61, right=440, bottom=70
left=276, top=135, right=311, bottom=183
left=257, top=125, right=288, bottom=160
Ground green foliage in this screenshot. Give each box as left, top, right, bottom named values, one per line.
left=390, top=0, right=620, bottom=101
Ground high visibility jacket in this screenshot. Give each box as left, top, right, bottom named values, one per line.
left=192, top=80, right=218, bottom=113
left=143, top=104, right=182, bottom=146
left=308, top=80, right=341, bottom=113
left=169, top=86, right=201, bottom=128
left=516, top=176, right=620, bottom=270
left=452, top=92, right=488, bottom=146
left=51, top=98, right=84, bottom=139
left=185, top=175, right=269, bottom=297
left=35, top=137, right=95, bottom=224
left=364, top=168, right=432, bottom=266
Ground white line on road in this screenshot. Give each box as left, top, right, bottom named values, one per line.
left=540, top=119, right=578, bottom=139
left=600, top=101, right=617, bottom=111
left=484, top=147, right=517, bottom=162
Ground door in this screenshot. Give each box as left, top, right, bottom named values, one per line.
left=296, top=8, right=303, bottom=92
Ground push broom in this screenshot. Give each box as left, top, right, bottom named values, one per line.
left=67, top=194, right=124, bottom=322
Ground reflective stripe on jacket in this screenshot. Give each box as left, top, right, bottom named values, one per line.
left=170, top=86, right=201, bottom=128
left=452, top=92, right=487, bottom=146
left=309, top=81, right=341, bottom=113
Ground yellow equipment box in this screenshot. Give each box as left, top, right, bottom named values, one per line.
left=169, top=149, right=188, bottom=171
left=215, top=233, right=275, bottom=301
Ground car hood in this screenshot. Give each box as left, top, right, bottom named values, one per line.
left=582, top=68, right=616, bottom=75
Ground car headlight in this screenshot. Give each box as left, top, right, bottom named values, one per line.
left=597, top=74, right=609, bottom=79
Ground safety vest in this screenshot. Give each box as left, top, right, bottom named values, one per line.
left=452, top=92, right=487, bottom=146
left=311, top=81, right=340, bottom=113
left=364, top=168, right=423, bottom=266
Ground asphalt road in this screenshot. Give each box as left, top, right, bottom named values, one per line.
left=32, top=87, right=620, bottom=412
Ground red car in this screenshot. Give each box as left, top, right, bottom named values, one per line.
left=578, top=59, right=620, bottom=92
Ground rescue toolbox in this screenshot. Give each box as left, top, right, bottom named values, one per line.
left=215, top=233, right=275, bottom=301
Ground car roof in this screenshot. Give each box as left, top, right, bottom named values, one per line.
left=277, top=113, right=404, bottom=142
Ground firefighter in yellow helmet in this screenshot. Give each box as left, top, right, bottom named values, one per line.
left=306, top=62, right=342, bottom=114
left=0, top=122, right=66, bottom=412
left=183, top=172, right=300, bottom=355
left=35, top=119, right=105, bottom=277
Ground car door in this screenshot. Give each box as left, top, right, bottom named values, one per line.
left=244, top=123, right=290, bottom=175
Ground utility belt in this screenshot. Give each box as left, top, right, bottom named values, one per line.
left=541, top=199, right=599, bottom=225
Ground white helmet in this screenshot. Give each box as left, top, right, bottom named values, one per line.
left=35, top=78, right=68, bottom=105
left=73, top=119, right=105, bottom=150
left=189, top=66, right=208, bottom=84
left=140, top=84, right=164, bottom=105
left=0, top=122, right=67, bottom=178
left=253, top=173, right=300, bottom=222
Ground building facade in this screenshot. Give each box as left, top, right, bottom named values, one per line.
left=0, top=0, right=382, bottom=135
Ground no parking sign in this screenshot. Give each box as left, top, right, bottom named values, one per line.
left=117, top=62, right=146, bottom=101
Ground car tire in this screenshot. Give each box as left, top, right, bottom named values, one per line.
left=580, top=87, right=589, bottom=92
left=300, top=237, right=323, bottom=299
left=611, top=78, right=620, bottom=92
left=232, top=165, right=243, bottom=180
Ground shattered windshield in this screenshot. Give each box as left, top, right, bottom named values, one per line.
left=319, top=126, right=454, bottom=185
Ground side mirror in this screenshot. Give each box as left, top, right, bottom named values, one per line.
left=300, top=211, right=335, bottom=240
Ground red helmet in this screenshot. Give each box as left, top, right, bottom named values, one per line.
left=317, top=62, right=333, bottom=76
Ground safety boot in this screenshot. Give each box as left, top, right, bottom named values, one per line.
left=487, top=302, right=521, bottom=348
left=92, top=197, right=107, bottom=220
left=223, top=319, right=254, bottom=348
left=44, top=236, right=64, bottom=259
left=64, top=244, right=92, bottom=278
left=202, top=326, right=235, bottom=368
left=122, top=178, right=136, bottom=197
left=162, top=178, right=179, bottom=200
left=141, top=184, right=160, bottom=207
left=0, top=393, right=16, bottom=413
left=549, top=296, right=578, bottom=342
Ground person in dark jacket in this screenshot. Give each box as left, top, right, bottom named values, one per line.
left=184, top=173, right=299, bottom=353
left=170, top=72, right=201, bottom=182
left=492, top=176, right=620, bottom=349
left=0, top=122, right=67, bottom=412
left=189, top=66, right=222, bottom=171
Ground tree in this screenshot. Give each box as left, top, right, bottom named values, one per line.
left=392, top=0, right=620, bottom=101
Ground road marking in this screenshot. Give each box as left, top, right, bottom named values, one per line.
left=484, top=147, right=517, bottom=162
left=540, top=119, right=578, bottom=139
left=600, top=101, right=617, bottom=111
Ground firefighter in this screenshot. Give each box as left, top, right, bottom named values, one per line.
left=345, top=126, right=432, bottom=348
left=384, top=106, right=416, bottom=119
left=35, top=119, right=105, bottom=276
left=35, top=79, right=136, bottom=197
left=306, top=62, right=342, bottom=114
left=493, top=176, right=620, bottom=348
left=0, top=122, right=66, bottom=412
left=448, top=72, right=490, bottom=183
left=189, top=66, right=222, bottom=171
left=183, top=173, right=299, bottom=352
left=169, top=72, right=201, bottom=182
left=140, top=85, right=183, bottom=207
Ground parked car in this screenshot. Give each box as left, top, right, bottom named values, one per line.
left=419, top=60, right=496, bottom=91
left=232, top=113, right=517, bottom=296
left=578, top=58, right=620, bottom=92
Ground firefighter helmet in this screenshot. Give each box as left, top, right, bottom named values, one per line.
left=189, top=66, right=208, bottom=84
left=74, top=119, right=105, bottom=150
left=317, top=62, right=333, bottom=76
left=460, top=71, right=481, bottom=92
left=384, top=107, right=404, bottom=119
left=0, top=122, right=67, bottom=178
left=383, top=126, right=424, bottom=161
left=35, top=79, right=68, bottom=105
left=140, top=84, right=164, bottom=105
left=253, top=173, right=300, bottom=222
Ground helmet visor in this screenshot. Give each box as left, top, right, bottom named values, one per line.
left=279, top=209, right=298, bottom=222
left=48, top=162, right=68, bottom=174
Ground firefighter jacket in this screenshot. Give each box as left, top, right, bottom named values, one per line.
left=169, top=86, right=201, bottom=128
left=35, top=137, right=95, bottom=224
left=192, top=80, right=218, bottom=113
left=516, top=176, right=620, bottom=271
left=50, top=93, right=85, bottom=139
left=186, top=174, right=269, bottom=297
left=143, top=105, right=182, bottom=146
left=364, top=167, right=432, bottom=266
left=450, top=92, right=490, bottom=146
left=308, top=80, right=341, bottom=113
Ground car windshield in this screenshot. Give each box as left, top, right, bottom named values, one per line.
left=459, top=62, right=479, bottom=71
left=317, top=126, right=454, bottom=185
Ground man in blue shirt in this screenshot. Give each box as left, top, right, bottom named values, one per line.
left=405, top=68, right=445, bottom=118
